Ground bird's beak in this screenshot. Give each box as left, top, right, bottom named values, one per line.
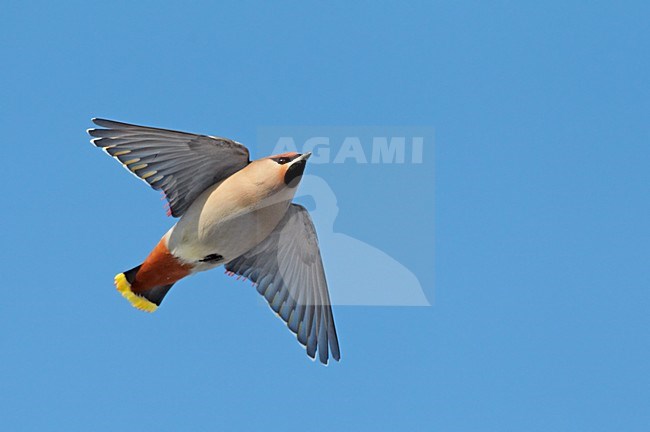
left=293, top=152, right=312, bottom=163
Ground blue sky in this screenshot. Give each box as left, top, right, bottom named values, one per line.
left=1, top=1, right=649, bottom=431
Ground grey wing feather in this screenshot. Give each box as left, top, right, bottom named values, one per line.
left=225, top=204, right=340, bottom=364
left=88, top=118, right=250, bottom=217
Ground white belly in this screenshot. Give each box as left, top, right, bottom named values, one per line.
left=166, top=175, right=294, bottom=268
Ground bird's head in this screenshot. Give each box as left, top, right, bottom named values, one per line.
left=242, top=152, right=312, bottom=203
left=250, top=151, right=311, bottom=187
left=268, top=151, right=311, bottom=187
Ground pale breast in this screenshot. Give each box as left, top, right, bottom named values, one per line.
left=167, top=169, right=295, bottom=264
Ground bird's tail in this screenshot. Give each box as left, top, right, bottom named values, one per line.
left=114, top=265, right=174, bottom=313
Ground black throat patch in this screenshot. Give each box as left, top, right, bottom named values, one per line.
left=284, top=160, right=306, bottom=187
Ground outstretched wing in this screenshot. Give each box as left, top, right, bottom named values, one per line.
left=88, top=118, right=250, bottom=217
left=225, top=204, right=340, bottom=365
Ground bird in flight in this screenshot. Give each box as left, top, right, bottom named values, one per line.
left=87, top=118, right=340, bottom=364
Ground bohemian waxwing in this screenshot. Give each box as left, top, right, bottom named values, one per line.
left=87, top=118, right=340, bottom=364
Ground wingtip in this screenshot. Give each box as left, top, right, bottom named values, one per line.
left=91, top=117, right=115, bottom=128
left=89, top=137, right=101, bottom=148
left=317, top=352, right=339, bottom=366
left=319, top=351, right=329, bottom=365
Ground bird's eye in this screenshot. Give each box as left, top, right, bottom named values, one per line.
left=277, top=157, right=290, bottom=164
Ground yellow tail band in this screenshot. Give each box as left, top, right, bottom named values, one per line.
left=114, top=273, right=158, bottom=313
